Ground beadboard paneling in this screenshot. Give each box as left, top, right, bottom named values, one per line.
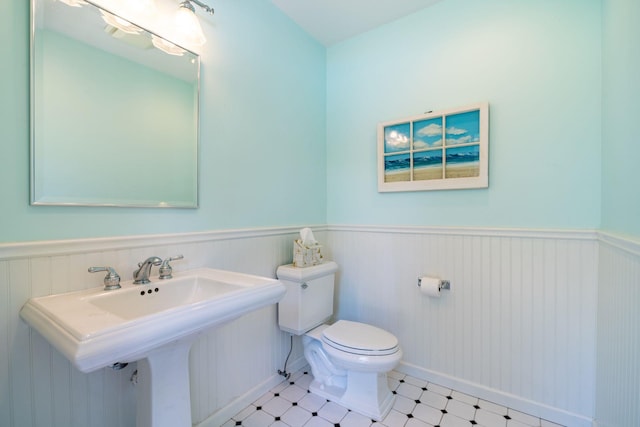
left=326, top=227, right=598, bottom=427
left=3, top=226, right=639, bottom=427
left=0, top=227, right=313, bottom=427
left=596, top=233, right=640, bottom=427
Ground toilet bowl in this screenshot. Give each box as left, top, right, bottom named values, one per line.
left=303, top=321, right=402, bottom=421
left=277, top=261, right=402, bottom=421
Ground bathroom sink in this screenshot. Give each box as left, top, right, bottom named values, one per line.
left=20, top=268, right=285, bottom=373
left=89, top=275, right=244, bottom=320
left=21, top=267, right=285, bottom=426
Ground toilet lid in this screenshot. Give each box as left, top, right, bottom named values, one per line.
left=322, top=320, right=399, bottom=356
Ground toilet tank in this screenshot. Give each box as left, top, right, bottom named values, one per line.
left=276, top=261, right=338, bottom=335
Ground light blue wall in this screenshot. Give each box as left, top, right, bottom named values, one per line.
left=601, top=0, right=640, bottom=239
left=596, top=3, right=640, bottom=426
left=326, top=0, right=602, bottom=229
left=3, top=0, right=631, bottom=242
left=0, top=0, right=326, bottom=243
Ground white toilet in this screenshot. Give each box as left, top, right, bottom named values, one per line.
left=277, top=261, right=402, bottom=421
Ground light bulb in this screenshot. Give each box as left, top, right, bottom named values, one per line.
left=175, top=2, right=206, bottom=47
left=128, top=0, right=157, bottom=16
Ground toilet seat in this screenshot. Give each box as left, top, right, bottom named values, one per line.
left=322, top=320, right=399, bottom=356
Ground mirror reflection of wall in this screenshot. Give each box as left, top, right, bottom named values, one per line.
left=31, top=0, right=200, bottom=207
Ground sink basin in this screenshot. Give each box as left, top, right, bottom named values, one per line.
left=20, top=268, right=285, bottom=373
left=89, top=276, right=244, bottom=321
left=20, top=267, right=285, bottom=427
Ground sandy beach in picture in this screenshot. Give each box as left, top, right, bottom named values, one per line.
left=445, top=163, right=480, bottom=178
left=385, top=162, right=479, bottom=182
left=414, top=166, right=443, bottom=181
left=384, top=169, right=410, bottom=182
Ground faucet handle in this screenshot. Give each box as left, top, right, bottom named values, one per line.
left=159, top=255, right=184, bottom=280
left=88, top=266, right=121, bottom=291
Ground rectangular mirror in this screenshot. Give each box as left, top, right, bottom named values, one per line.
left=31, top=0, right=199, bottom=207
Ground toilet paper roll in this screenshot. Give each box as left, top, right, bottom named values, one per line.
left=418, top=276, right=441, bottom=298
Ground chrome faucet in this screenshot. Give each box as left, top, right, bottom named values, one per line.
left=133, top=256, right=162, bottom=284
left=159, top=255, right=184, bottom=280
left=88, top=266, right=121, bottom=290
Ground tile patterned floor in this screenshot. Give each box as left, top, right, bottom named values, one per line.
left=222, top=368, right=566, bottom=427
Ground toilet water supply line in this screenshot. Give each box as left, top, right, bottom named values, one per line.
left=278, top=334, right=293, bottom=379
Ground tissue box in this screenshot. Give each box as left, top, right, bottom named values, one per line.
left=293, top=239, right=323, bottom=267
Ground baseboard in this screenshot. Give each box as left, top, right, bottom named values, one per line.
left=396, top=361, right=595, bottom=427
left=195, top=355, right=308, bottom=427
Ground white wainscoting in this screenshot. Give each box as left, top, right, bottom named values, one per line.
left=326, top=225, right=600, bottom=427
left=0, top=226, right=317, bottom=427
left=595, top=233, right=640, bottom=427
left=3, top=225, right=639, bottom=427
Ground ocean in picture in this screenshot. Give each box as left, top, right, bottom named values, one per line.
left=413, top=150, right=443, bottom=181
left=384, top=153, right=411, bottom=182
left=385, top=145, right=480, bottom=182
left=445, top=145, right=480, bottom=178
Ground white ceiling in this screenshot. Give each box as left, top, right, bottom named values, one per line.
left=270, top=0, right=443, bottom=46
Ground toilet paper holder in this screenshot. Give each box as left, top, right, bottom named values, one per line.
left=417, top=277, right=451, bottom=291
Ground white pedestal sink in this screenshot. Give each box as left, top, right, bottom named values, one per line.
left=20, top=268, right=286, bottom=427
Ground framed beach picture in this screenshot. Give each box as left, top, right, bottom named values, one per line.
left=378, top=103, right=489, bottom=192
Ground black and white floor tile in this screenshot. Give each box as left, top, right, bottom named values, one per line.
left=222, top=368, right=565, bottom=427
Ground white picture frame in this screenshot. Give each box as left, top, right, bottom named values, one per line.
left=378, top=102, right=489, bottom=192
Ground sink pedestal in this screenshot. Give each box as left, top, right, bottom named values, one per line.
left=136, top=338, right=196, bottom=427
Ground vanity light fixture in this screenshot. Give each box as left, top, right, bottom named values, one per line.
left=151, top=35, right=187, bottom=56
left=126, top=0, right=159, bottom=19
left=97, top=0, right=158, bottom=36
left=101, top=10, right=143, bottom=35
left=174, top=0, right=214, bottom=47
left=186, top=0, right=214, bottom=15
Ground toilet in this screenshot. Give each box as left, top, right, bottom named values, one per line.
left=277, top=261, right=402, bottom=421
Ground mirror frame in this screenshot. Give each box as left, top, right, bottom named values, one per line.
left=29, top=0, right=200, bottom=208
